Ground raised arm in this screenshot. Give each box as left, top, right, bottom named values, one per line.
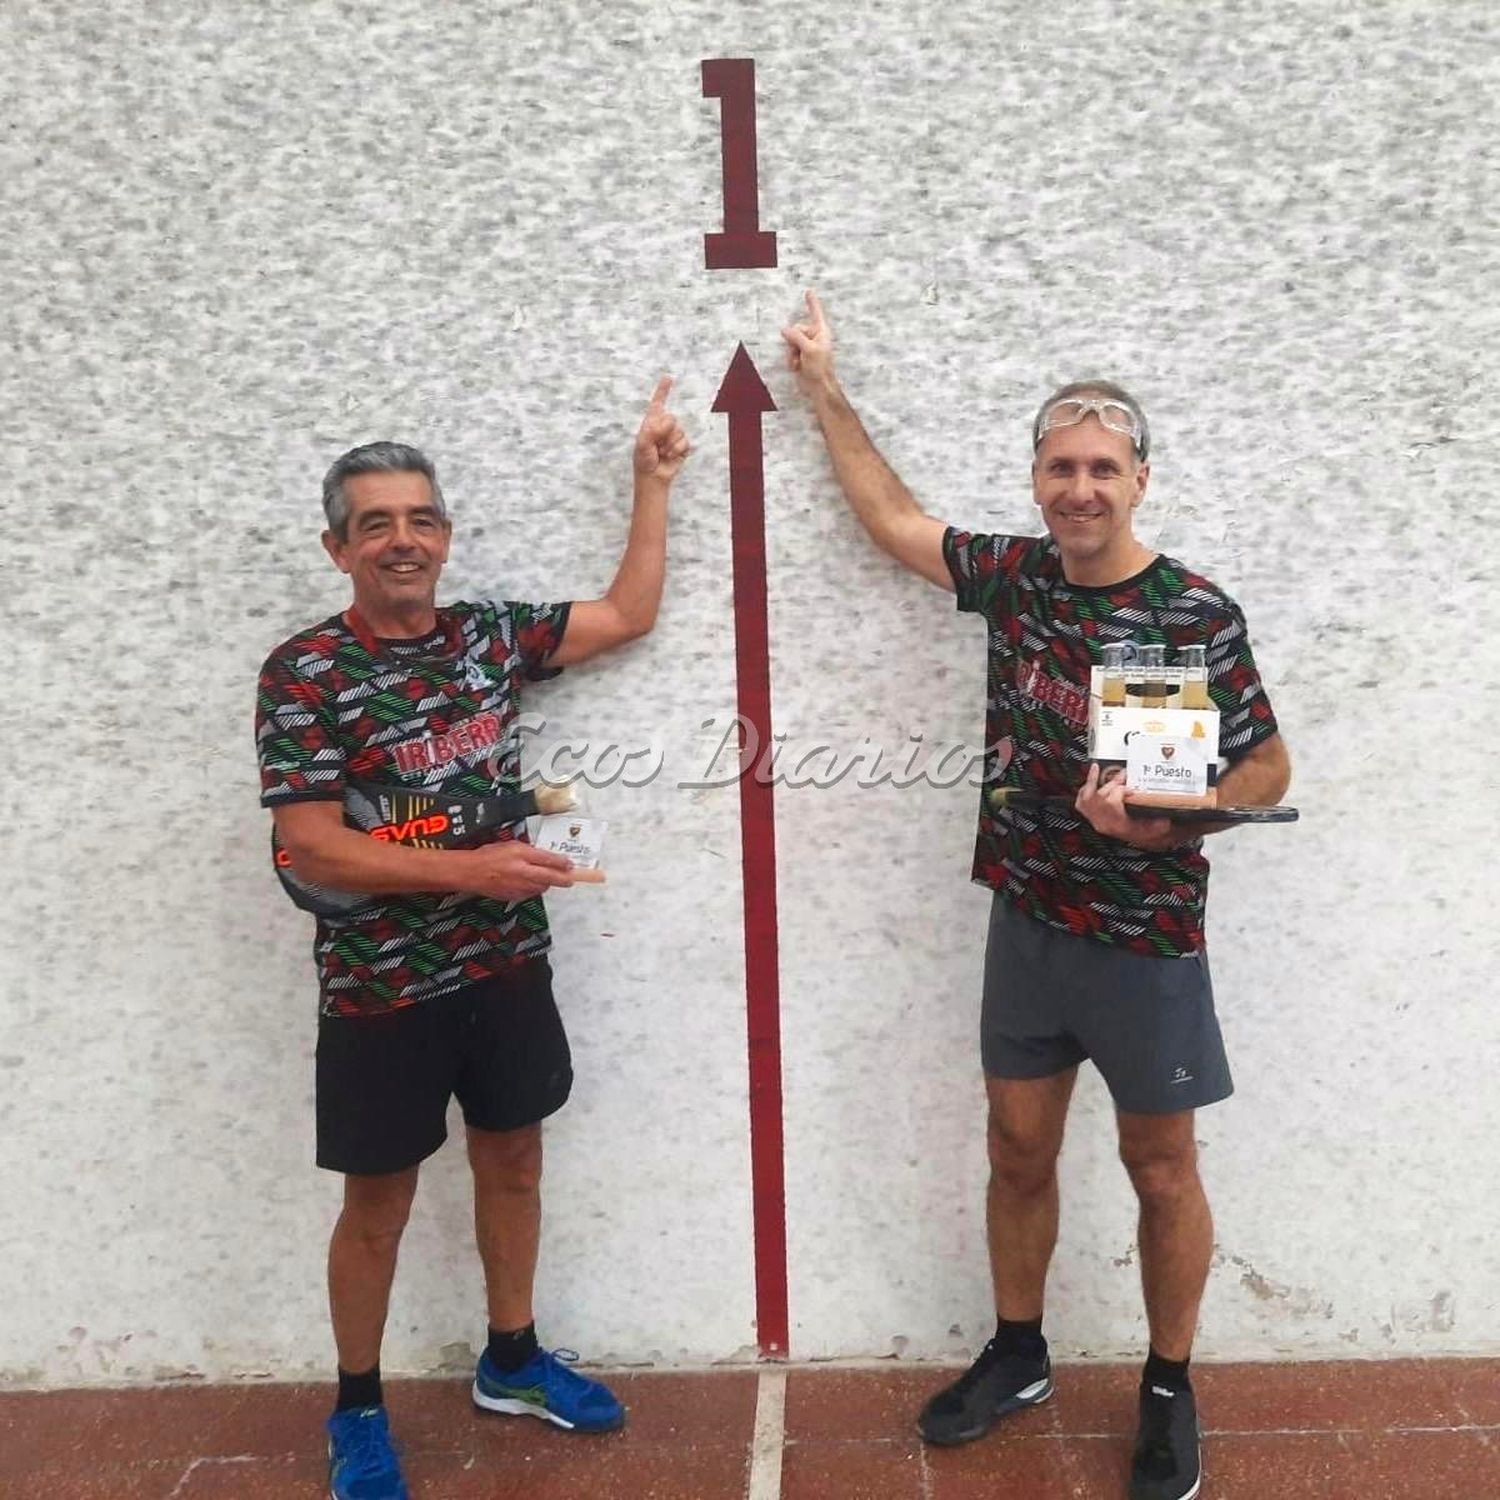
left=551, top=376, right=690, bottom=667
left=781, top=291, right=952, bottom=590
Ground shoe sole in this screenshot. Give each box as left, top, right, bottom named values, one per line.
left=918, top=1376, right=1055, bottom=1447
left=328, top=1441, right=410, bottom=1500
left=1129, top=1480, right=1200, bottom=1500
left=1129, top=1417, right=1202, bottom=1500
left=471, top=1381, right=624, bottom=1433
left=330, top=1478, right=411, bottom=1499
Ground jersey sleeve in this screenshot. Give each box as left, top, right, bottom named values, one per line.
left=1207, top=603, right=1280, bottom=761
left=255, top=651, right=347, bottom=806
left=943, top=528, right=1028, bottom=614
left=507, top=600, right=573, bottom=682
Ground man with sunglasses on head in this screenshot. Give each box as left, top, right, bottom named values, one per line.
left=782, top=292, right=1289, bottom=1500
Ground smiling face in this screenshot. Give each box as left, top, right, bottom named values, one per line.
left=321, top=469, right=452, bottom=632
left=1031, top=414, right=1151, bottom=584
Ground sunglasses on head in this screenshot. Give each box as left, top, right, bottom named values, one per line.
left=1034, top=397, right=1147, bottom=458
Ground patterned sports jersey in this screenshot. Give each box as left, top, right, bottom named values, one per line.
left=256, top=599, right=571, bottom=1017
left=943, top=530, right=1278, bottom=957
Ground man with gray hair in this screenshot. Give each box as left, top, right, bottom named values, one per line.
left=782, top=293, right=1289, bottom=1500
left=256, top=380, right=688, bottom=1500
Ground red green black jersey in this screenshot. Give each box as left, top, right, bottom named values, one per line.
left=255, top=599, right=570, bottom=1017
left=943, top=530, right=1278, bottom=957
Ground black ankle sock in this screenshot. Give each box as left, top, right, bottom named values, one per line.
left=486, top=1322, right=540, bottom=1373
left=336, top=1364, right=383, bottom=1412
left=993, top=1316, right=1047, bottom=1361
left=1143, top=1348, right=1191, bottom=1393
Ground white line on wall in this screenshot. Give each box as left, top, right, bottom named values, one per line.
left=746, top=1367, right=787, bottom=1500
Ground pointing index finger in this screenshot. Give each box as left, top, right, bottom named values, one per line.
left=648, top=375, right=673, bottom=410
left=805, top=289, right=825, bottom=330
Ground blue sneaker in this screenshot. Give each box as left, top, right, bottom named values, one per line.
left=325, top=1405, right=409, bottom=1500
left=472, top=1346, right=625, bottom=1432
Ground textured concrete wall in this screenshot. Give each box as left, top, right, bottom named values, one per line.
left=2, top=0, right=1497, bottom=1384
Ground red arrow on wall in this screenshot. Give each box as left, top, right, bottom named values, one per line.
left=711, top=343, right=787, bottom=1358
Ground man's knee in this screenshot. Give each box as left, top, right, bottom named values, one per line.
left=987, top=1108, right=1062, bottom=1196
left=338, top=1168, right=419, bottom=1249
left=468, top=1123, right=544, bottom=1192
left=1119, top=1133, right=1201, bottom=1208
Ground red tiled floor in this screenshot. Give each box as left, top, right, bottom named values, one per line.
left=1193, top=1432, right=1358, bottom=1496
left=0, top=1461, right=186, bottom=1499
left=3, top=1359, right=1499, bottom=1500
left=1345, top=1430, right=1500, bottom=1500
left=165, top=1444, right=754, bottom=1500
left=1193, top=1357, right=1468, bottom=1433
left=1039, top=1361, right=1139, bottom=1436
left=1436, top=1356, right=1500, bottom=1425
left=925, top=1432, right=1131, bottom=1498
left=784, top=1367, right=934, bottom=1442
left=172, top=1455, right=330, bottom=1497
left=0, top=1382, right=318, bottom=1469
left=0, top=1392, right=105, bottom=1476
left=397, top=1442, right=752, bottom=1500
left=781, top=1438, right=926, bottom=1499
left=598, top=1370, right=760, bottom=1443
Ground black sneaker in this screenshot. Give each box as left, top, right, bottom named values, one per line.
left=1129, top=1381, right=1202, bottom=1500
left=916, top=1339, right=1053, bottom=1446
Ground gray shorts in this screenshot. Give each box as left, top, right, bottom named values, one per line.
left=981, top=895, right=1233, bottom=1114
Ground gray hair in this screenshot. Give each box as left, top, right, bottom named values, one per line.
left=321, top=441, right=448, bottom=539
left=1032, top=380, right=1150, bottom=461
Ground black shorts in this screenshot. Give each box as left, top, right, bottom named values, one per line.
left=981, top=895, right=1233, bottom=1114
left=315, top=958, right=573, bottom=1176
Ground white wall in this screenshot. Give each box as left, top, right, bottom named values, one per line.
left=2, top=0, right=1497, bottom=1384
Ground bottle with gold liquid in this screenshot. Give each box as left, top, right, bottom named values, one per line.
left=1179, top=644, right=1212, bottom=709
left=1138, top=644, right=1167, bottom=708
left=1100, top=643, right=1129, bottom=707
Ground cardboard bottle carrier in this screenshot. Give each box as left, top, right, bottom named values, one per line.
left=1087, top=645, right=1220, bottom=810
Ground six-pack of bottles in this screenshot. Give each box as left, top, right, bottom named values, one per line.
left=1087, top=643, right=1220, bottom=809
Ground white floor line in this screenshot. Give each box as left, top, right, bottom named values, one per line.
left=165, top=1458, right=204, bottom=1500
left=746, top=1367, right=788, bottom=1500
